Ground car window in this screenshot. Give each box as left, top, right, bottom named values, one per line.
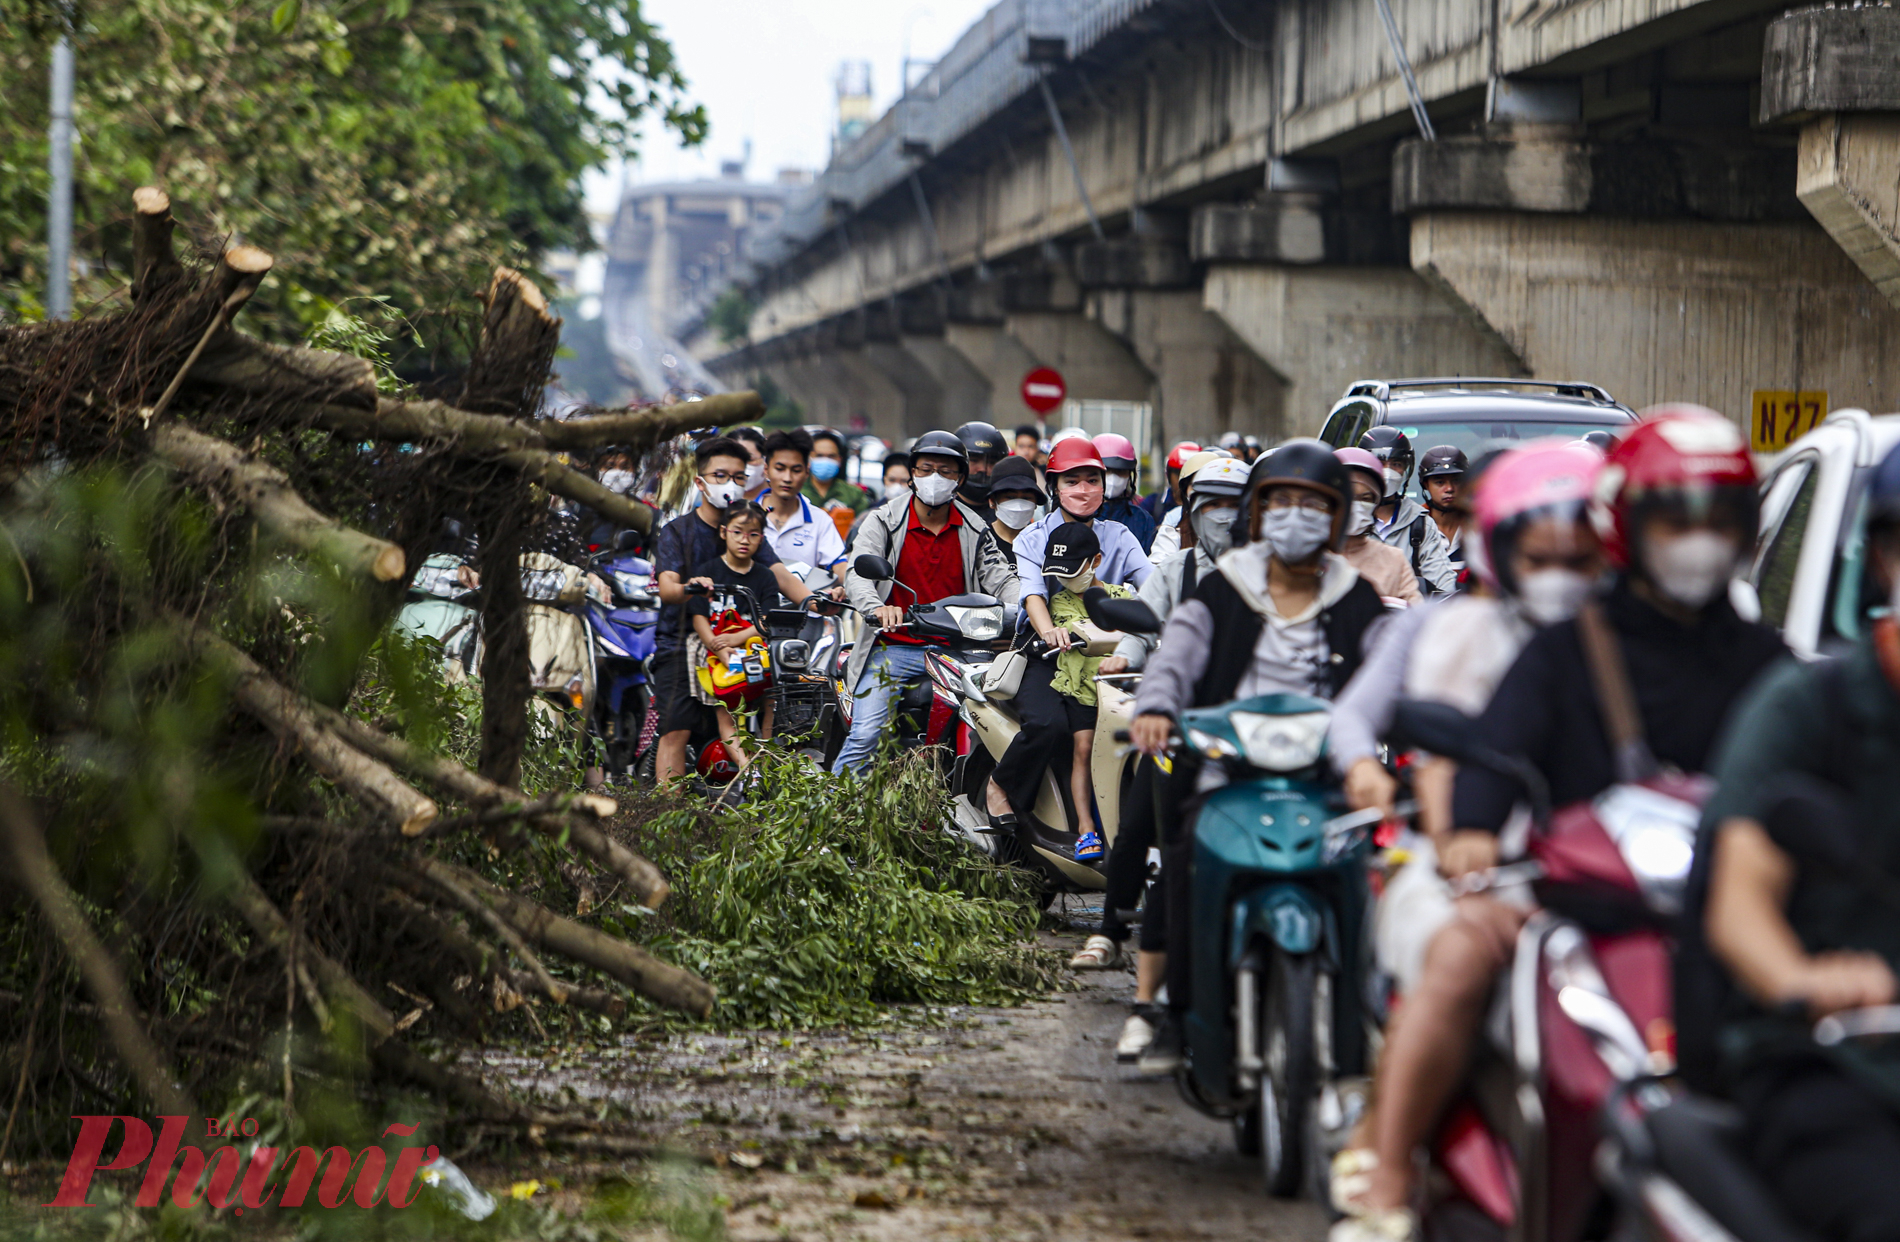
left=1827, top=483, right=1875, bottom=641
left=1383, top=419, right=1627, bottom=503
left=1751, top=459, right=1818, bottom=631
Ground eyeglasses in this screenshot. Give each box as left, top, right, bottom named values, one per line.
left=700, top=469, right=742, bottom=484
left=1262, top=492, right=1334, bottom=514
left=910, top=461, right=958, bottom=478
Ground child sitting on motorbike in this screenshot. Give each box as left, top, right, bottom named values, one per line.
left=687, top=502, right=812, bottom=766
left=1038, top=521, right=1135, bottom=862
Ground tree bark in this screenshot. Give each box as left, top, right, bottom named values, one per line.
left=499, top=448, right=657, bottom=532
left=150, top=422, right=405, bottom=581
left=427, top=860, right=715, bottom=1017
left=0, top=785, right=198, bottom=1119
left=130, top=187, right=180, bottom=302
left=538, top=391, right=765, bottom=454
left=304, top=389, right=760, bottom=459
left=461, top=269, right=563, bottom=790
left=193, top=335, right=379, bottom=409
left=188, top=628, right=438, bottom=834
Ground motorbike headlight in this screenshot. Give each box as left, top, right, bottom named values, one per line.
left=1229, top=709, right=1330, bottom=772
left=1186, top=728, right=1239, bottom=760
left=947, top=605, right=1003, bottom=641
left=1593, top=784, right=1699, bottom=915
left=613, top=569, right=650, bottom=598
left=777, top=639, right=809, bottom=670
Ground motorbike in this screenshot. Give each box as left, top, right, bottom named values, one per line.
left=581, top=529, right=659, bottom=781
left=1159, top=690, right=1380, bottom=1199
left=1386, top=698, right=1721, bottom=1241
left=394, top=550, right=483, bottom=679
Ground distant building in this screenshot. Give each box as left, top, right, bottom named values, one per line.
left=601, top=167, right=797, bottom=402
left=836, top=61, right=873, bottom=150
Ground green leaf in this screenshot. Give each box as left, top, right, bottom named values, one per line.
left=270, top=0, right=301, bottom=34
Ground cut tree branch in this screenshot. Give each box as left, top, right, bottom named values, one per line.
left=150, top=422, right=405, bottom=581
left=428, top=860, right=714, bottom=1017
left=130, top=187, right=180, bottom=301
left=536, top=391, right=765, bottom=453
left=0, top=785, right=196, bottom=1118
left=187, top=627, right=438, bottom=834
left=499, top=448, right=657, bottom=532
left=402, top=858, right=570, bottom=1005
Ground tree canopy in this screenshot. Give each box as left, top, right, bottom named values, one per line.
left=0, top=0, right=706, bottom=341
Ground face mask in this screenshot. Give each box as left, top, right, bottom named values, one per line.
left=1515, top=569, right=1592, bottom=626
left=1105, top=474, right=1131, bottom=500
left=1050, top=566, right=1095, bottom=594
left=1260, top=507, right=1333, bottom=564
left=599, top=469, right=635, bottom=495
left=1060, top=492, right=1102, bottom=521
left=1647, top=531, right=1739, bottom=609
left=1190, top=506, right=1238, bottom=558
left=744, top=462, right=765, bottom=492
left=885, top=483, right=911, bottom=505
left=995, top=499, right=1037, bottom=530
left=810, top=457, right=841, bottom=482
left=700, top=478, right=745, bottom=510
left=912, top=473, right=959, bottom=507
left=961, top=477, right=992, bottom=502
left=1348, top=500, right=1377, bottom=537
left=1382, top=467, right=1406, bottom=498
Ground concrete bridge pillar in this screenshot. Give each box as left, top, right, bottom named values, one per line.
left=1202, top=267, right=1521, bottom=440
left=943, top=322, right=1046, bottom=428
left=1086, top=288, right=1286, bottom=449
left=899, top=335, right=994, bottom=428
left=1409, top=211, right=1900, bottom=422
left=1001, top=312, right=1153, bottom=407
left=777, top=348, right=853, bottom=429
left=825, top=346, right=910, bottom=442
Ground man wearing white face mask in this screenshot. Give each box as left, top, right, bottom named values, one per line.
left=984, top=455, right=1044, bottom=552
left=730, top=427, right=769, bottom=503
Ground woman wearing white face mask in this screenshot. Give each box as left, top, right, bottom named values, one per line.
left=984, top=455, right=1044, bottom=550
left=1123, top=440, right=1388, bottom=1073
left=1090, top=433, right=1159, bottom=553
left=1335, top=448, right=1423, bottom=605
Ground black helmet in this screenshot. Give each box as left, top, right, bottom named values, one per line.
left=1580, top=429, right=1618, bottom=453
left=1359, top=425, right=1414, bottom=494
left=1419, top=444, right=1468, bottom=480
left=954, top=421, right=1008, bottom=464
left=910, top=429, right=969, bottom=474
left=1869, top=441, right=1900, bottom=532
left=1240, top=437, right=1350, bottom=551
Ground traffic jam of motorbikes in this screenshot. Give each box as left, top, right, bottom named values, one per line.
left=407, top=380, right=1900, bottom=1242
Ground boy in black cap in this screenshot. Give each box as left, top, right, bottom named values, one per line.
left=994, top=521, right=1133, bottom=862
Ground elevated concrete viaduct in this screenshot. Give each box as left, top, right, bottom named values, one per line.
left=687, top=0, right=1900, bottom=452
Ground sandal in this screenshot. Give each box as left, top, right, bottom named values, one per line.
left=1068, top=934, right=1124, bottom=970
left=981, top=811, right=1018, bottom=835
left=1329, top=1149, right=1379, bottom=1216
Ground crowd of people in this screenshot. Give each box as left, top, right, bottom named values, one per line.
left=592, top=403, right=1900, bottom=1242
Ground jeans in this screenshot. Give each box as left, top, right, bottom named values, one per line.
left=831, top=644, right=935, bottom=775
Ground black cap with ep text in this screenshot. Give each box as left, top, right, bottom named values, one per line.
left=1042, top=521, right=1101, bottom=577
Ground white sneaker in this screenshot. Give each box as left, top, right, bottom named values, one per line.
left=1328, top=1209, right=1419, bottom=1242
left=1068, top=934, right=1125, bottom=970
left=1115, top=1012, right=1156, bottom=1062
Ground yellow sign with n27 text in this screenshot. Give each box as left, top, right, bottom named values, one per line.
left=1751, top=390, right=1828, bottom=453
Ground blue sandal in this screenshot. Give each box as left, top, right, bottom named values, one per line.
left=1074, top=831, right=1105, bottom=862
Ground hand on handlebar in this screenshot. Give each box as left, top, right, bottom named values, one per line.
left=1789, top=952, right=1898, bottom=1019
left=1097, top=655, right=1130, bottom=674
left=1344, top=756, right=1399, bottom=822
left=1438, top=830, right=1500, bottom=881
left=1130, top=713, right=1174, bottom=758
left=872, top=605, right=907, bottom=629
left=1036, top=623, right=1072, bottom=652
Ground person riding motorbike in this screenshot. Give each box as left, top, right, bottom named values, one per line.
left=1069, top=455, right=1253, bottom=1063
left=831, top=431, right=1021, bottom=776
left=1128, top=439, right=1388, bottom=1073
left=954, top=420, right=1009, bottom=516
left=1093, top=433, right=1159, bottom=553
left=803, top=428, right=871, bottom=541
left=1140, top=440, right=1200, bottom=522
left=984, top=436, right=1155, bottom=831
left=986, top=455, right=1044, bottom=552
left=1150, top=449, right=1232, bottom=559
left=1360, top=427, right=1457, bottom=595
left=1690, top=438, right=1900, bottom=1242
left=1418, top=445, right=1467, bottom=575
left=1329, top=407, right=1786, bottom=1242
left=1336, top=447, right=1423, bottom=605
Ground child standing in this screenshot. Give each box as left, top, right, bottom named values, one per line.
left=1038, top=521, right=1133, bottom=861
left=686, top=503, right=811, bottom=764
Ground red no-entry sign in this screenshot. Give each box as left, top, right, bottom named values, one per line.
left=1020, top=367, right=1067, bottom=414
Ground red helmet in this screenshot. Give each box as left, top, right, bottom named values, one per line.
left=1589, top=405, right=1756, bottom=570
left=1166, top=441, right=1201, bottom=472
left=1047, top=436, right=1107, bottom=476
left=1092, top=433, right=1138, bottom=471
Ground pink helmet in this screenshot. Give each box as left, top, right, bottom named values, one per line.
left=1470, top=440, right=1604, bottom=592
left=1092, top=433, right=1138, bottom=471
left=1334, top=447, right=1384, bottom=493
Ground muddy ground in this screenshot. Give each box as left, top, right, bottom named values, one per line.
left=477, top=915, right=1329, bottom=1242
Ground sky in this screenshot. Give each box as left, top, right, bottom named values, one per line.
left=582, top=0, right=1001, bottom=215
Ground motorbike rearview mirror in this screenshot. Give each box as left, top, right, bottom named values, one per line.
left=1762, top=772, right=1861, bottom=875
left=1390, top=699, right=1482, bottom=762
left=1082, top=587, right=1162, bottom=635
left=614, top=529, right=643, bottom=553
left=853, top=554, right=895, bottom=582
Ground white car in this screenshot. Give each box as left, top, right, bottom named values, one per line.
left=1748, top=408, right=1900, bottom=659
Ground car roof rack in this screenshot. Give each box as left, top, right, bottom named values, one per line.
left=1343, top=378, right=1617, bottom=404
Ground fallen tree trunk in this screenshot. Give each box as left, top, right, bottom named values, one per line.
left=150, top=422, right=406, bottom=581
left=420, top=858, right=714, bottom=1017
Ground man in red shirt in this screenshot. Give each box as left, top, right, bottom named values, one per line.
left=833, top=431, right=1021, bottom=774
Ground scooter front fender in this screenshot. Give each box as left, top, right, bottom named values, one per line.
left=1230, top=884, right=1325, bottom=964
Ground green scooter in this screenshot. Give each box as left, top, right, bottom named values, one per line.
left=1172, top=692, right=1382, bottom=1199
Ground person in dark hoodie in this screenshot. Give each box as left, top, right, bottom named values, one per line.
left=1330, top=407, right=1786, bottom=1242
left=1127, top=439, right=1387, bottom=1074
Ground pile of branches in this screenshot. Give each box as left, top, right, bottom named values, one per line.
left=0, top=189, right=765, bottom=1149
